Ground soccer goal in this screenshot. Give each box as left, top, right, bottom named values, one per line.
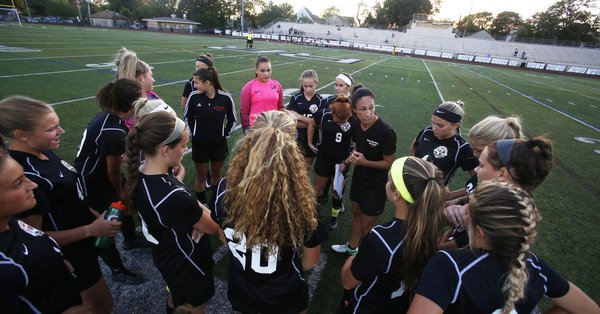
left=0, top=5, right=22, bottom=26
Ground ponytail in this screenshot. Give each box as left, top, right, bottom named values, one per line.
left=96, top=79, right=142, bottom=113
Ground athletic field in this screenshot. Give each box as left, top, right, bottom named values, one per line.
left=1, top=24, right=599, bottom=311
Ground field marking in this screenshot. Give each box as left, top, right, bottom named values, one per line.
left=0, top=49, right=210, bottom=61
left=316, top=56, right=392, bottom=92
left=422, top=60, right=444, bottom=102
left=460, top=66, right=600, bottom=133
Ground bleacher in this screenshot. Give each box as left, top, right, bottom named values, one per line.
left=254, top=21, right=600, bottom=76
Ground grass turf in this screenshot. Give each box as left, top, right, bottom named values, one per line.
left=1, top=24, right=599, bottom=310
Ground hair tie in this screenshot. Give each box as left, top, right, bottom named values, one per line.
left=426, top=177, right=436, bottom=182
left=336, top=74, right=352, bottom=86
left=496, top=139, right=516, bottom=173
left=390, top=157, right=414, bottom=204
left=160, top=117, right=185, bottom=145
left=432, top=107, right=461, bottom=123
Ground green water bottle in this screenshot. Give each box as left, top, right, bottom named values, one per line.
left=94, top=201, right=126, bottom=248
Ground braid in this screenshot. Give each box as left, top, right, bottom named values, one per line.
left=124, top=126, right=143, bottom=214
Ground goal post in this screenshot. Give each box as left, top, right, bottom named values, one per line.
left=0, top=6, right=22, bottom=26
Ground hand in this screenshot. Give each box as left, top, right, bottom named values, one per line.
left=347, top=150, right=365, bottom=166
left=191, top=229, right=204, bottom=243
left=338, top=162, right=347, bottom=172
left=86, top=210, right=122, bottom=238
left=308, top=143, right=318, bottom=153
left=444, top=204, right=468, bottom=227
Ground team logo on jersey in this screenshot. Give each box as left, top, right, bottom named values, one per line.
left=433, top=146, right=448, bottom=159
left=340, top=122, right=351, bottom=132
left=61, top=160, right=77, bottom=173
left=309, top=104, right=319, bottom=113
left=18, top=220, right=44, bottom=237
left=367, top=139, right=379, bottom=147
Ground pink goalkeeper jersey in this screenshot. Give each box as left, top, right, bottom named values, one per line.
left=240, top=78, right=284, bottom=129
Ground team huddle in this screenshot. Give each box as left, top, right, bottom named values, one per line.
left=0, top=49, right=598, bottom=314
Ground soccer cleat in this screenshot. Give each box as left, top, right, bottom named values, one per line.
left=205, top=175, right=212, bottom=189
left=339, top=203, right=345, bottom=213
left=112, top=267, right=146, bottom=285
left=329, top=217, right=338, bottom=230
left=331, top=242, right=358, bottom=255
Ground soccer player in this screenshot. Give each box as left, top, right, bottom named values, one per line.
left=181, top=53, right=214, bottom=111
left=124, top=111, right=222, bottom=313
left=410, top=100, right=478, bottom=186
left=409, top=181, right=600, bottom=314
left=212, top=110, right=327, bottom=313
left=0, top=147, right=87, bottom=313
left=0, top=96, right=122, bottom=313
left=332, top=88, right=397, bottom=255
left=239, top=56, right=284, bottom=132
left=307, top=95, right=354, bottom=230
left=340, top=156, right=446, bottom=313
left=184, top=67, right=237, bottom=205
left=324, top=72, right=353, bottom=108
left=288, top=69, right=326, bottom=168
left=74, top=79, right=146, bottom=284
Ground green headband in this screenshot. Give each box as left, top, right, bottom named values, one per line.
left=391, top=157, right=414, bottom=204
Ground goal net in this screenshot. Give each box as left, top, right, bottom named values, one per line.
left=0, top=6, right=22, bottom=26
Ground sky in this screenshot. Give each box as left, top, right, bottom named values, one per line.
left=276, top=0, right=597, bottom=22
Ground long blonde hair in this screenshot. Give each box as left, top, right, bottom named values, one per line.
left=224, top=110, right=316, bottom=253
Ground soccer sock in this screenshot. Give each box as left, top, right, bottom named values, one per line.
left=196, top=190, right=206, bottom=204
left=331, top=198, right=342, bottom=218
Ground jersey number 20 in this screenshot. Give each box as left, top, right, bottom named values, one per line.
left=224, top=228, right=278, bottom=274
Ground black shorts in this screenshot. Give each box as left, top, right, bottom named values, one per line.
left=192, top=140, right=228, bottom=163
left=349, top=179, right=386, bottom=217
left=247, top=39, right=254, bottom=44
left=63, top=240, right=102, bottom=291
left=296, top=136, right=317, bottom=158
left=314, top=154, right=350, bottom=178
left=229, top=283, right=308, bottom=314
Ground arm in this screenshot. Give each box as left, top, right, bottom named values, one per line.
left=224, top=97, right=236, bottom=136
left=347, top=152, right=395, bottom=171
left=240, top=82, right=252, bottom=131
left=545, top=282, right=600, bottom=314
left=277, top=82, right=284, bottom=110
left=340, top=255, right=361, bottom=290
left=409, top=140, right=417, bottom=156
left=46, top=214, right=121, bottom=246
left=173, top=164, right=186, bottom=182
left=106, top=155, right=122, bottom=198
left=307, top=119, right=318, bottom=153
left=301, top=244, right=321, bottom=271
left=181, top=97, right=188, bottom=112
left=407, top=294, right=444, bottom=314
left=193, top=204, right=222, bottom=236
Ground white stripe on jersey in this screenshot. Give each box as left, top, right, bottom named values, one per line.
left=353, top=277, right=380, bottom=314
left=24, top=157, right=53, bottom=190
left=291, top=250, right=305, bottom=282
left=526, top=253, right=548, bottom=294
left=0, top=251, right=29, bottom=286
left=17, top=295, right=42, bottom=314
left=438, top=250, right=490, bottom=304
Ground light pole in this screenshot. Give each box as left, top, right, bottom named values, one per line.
left=241, top=0, right=244, bottom=33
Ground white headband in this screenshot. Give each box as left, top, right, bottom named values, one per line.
left=149, top=103, right=175, bottom=116
left=336, top=74, right=352, bottom=86
left=160, top=117, right=186, bottom=145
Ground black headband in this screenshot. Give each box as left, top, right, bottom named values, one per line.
left=196, top=56, right=213, bottom=68
left=432, top=107, right=462, bottom=123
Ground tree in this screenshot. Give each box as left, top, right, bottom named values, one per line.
left=257, top=1, right=294, bottom=26
left=456, top=11, right=493, bottom=36
left=490, top=11, right=523, bottom=35
left=321, top=6, right=339, bottom=20
left=377, top=0, right=434, bottom=29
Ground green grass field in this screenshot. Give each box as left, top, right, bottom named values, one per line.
left=1, top=23, right=600, bottom=310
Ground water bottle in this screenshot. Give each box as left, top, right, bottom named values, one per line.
left=94, top=201, right=125, bottom=248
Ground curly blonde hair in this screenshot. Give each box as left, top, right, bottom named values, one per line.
left=469, top=181, right=541, bottom=314
left=224, top=110, right=317, bottom=253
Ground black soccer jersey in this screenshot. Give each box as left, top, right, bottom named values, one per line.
left=348, top=218, right=410, bottom=313
left=213, top=178, right=328, bottom=313
left=0, top=218, right=81, bottom=313
left=288, top=92, right=325, bottom=139
left=313, top=108, right=354, bottom=162
left=413, top=127, right=479, bottom=186
left=351, top=117, right=397, bottom=187
left=74, top=112, right=127, bottom=205
left=415, top=249, right=570, bottom=314
left=184, top=90, right=237, bottom=146
left=182, top=78, right=195, bottom=99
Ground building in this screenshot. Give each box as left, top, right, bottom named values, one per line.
left=295, top=8, right=323, bottom=24
left=89, top=10, right=129, bottom=28
left=325, top=15, right=355, bottom=28
left=142, top=15, right=201, bottom=33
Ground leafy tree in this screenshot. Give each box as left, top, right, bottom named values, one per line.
left=456, top=11, right=493, bottom=36
left=257, top=1, right=294, bottom=26
left=489, top=11, right=522, bottom=35
left=379, top=0, right=434, bottom=28
left=321, top=6, right=339, bottom=20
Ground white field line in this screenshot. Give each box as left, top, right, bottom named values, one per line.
left=0, top=49, right=214, bottom=61
left=460, top=66, right=600, bottom=133
left=422, top=59, right=444, bottom=102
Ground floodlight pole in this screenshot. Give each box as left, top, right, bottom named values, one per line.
left=241, top=0, right=244, bottom=32
left=21, top=0, right=32, bottom=19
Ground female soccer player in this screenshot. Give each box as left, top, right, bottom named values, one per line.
left=0, top=96, right=121, bottom=313
left=340, top=156, right=445, bottom=313
left=239, top=56, right=284, bottom=132
left=324, top=72, right=353, bottom=107
left=288, top=69, right=326, bottom=168
left=409, top=100, right=478, bottom=186
left=74, top=78, right=145, bottom=284
left=182, top=53, right=214, bottom=111
left=307, top=95, right=354, bottom=230
left=0, top=146, right=87, bottom=313
left=332, top=87, right=397, bottom=255
left=213, top=110, right=327, bottom=313
left=124, top=111, right=222, bottom=313
left=184, top=67, right=237, bottom=205
left=409, top=181, right=600, bottom=314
